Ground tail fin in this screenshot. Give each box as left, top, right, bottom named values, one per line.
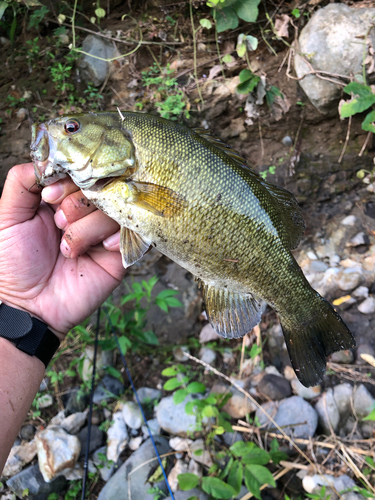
left=280, top=296, right=355, bottom=387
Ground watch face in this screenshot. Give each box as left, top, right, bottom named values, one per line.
left=0, top=303, right=33, bottom=339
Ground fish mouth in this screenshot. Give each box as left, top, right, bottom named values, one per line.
left=31, top=123, right=67, bottom=185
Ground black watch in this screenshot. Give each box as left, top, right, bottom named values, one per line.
left=0, top=302, right=60, bottom=367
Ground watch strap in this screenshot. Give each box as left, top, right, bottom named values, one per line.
left=0, top=303, right=60, bottom=367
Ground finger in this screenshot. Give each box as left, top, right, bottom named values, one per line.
left=61, top=210, right=120, bottom=258
left=87, top=244, right=126, bottom=282
left=103, top=231, right=121, bottom=252
left=0, top=163, right=42, bottom=230
left=54, top=190, right=97, bottom=230
left=41, top=177, right=79, bottom=205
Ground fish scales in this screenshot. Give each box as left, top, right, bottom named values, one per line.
left=30, top=111, right=355, bottom=387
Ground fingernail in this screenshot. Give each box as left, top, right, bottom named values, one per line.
left=55, top=209, right=67, bottom=230
left=61, top=239, right=71, bottom=257
left=42, top=183, right=64, bottom=203
left=103, top=232, right=120, bottom=250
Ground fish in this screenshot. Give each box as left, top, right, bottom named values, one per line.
left=30, top=110, right=356, bottom=387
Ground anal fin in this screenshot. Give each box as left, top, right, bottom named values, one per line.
left=120, top=227, right=151, bottom=268
left=201, top=282, right=262, bottom=339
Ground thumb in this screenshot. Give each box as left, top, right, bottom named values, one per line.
left=0, top=163, right=42, bottom=230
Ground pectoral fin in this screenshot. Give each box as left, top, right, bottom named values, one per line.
left=128, top=181, right=186, bottom=217
left=201, top=282, right=262, bottom=339
left=120, top=227, right=151, bottom=268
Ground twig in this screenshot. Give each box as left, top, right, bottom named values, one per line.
left=338, top=115, right=352, bottom=163
left=239, top=336, right=246, bottom=378
left=359, top=131, right=372, bottom=157
left=259, top=120, right=264, bottom=161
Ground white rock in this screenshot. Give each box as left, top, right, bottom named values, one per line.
left=199, top=323, right=220, bottom=343
left=50, top=410, right=67, bottom=426
left=353, top=286, right=369, bottom=299
left=358, top=297, right=375, bottom=314
left=347, top=232, right=368, bottom=247
left=3, top=439, right=37, bottom=477
left=107, top=411, right=129, bottom=462
left=173, top=346, right=190, bottom=362
left=37, top=394, right=53, bottom=409
left=211, top=382, right=256, bottom=418
left=353, top=384, right=375, bottom=418
left=142, top=419, right=161, bottom=438
left=189, top=439, right=213, bottom=467
left=315, top=389, right=340, bottom=434
left=341, top=215, right=357, bottom=226
left=337, top=269, right=362, bottom=292
left=36, top=426, right=81, bottom=482
left=129, top=436, right=143, bottom=451
left=302, top=474, right=334, bottom=493
left=122, top=401, right=143, bottom=429
left=168, top=459, right=188, bottom=492
left=188, top=458, right=202, bottom=478
left=61, top=411, right=87, bottom=435
left=157, top=395, right=203, bottom=436
left=265, top=365, right=283, bottom=377
left=291, top=377, right=321, bottom=399
left=169, top=437, right=193, bottom=451
left=307, top=251, right=318, bottom=260
left=199, top=347, right=216, bottom=365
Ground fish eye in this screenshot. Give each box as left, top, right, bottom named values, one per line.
left=64, top=119, right=80, bottom=134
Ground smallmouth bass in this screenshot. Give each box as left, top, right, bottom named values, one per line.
left=30, top=111, right=355, bottom=387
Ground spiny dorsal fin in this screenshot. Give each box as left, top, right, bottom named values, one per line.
left=120, top=227, right=151, bottom=268
left=260, top=179, right=305, bottom=250
left=201, top=281, right=262, bottom=339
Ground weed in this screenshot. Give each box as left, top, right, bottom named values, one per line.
left=28, top=5, right=49, bottom=31
left=208, top=0, right=261, bottom=33
left=84, top=83, right=104, bottom=110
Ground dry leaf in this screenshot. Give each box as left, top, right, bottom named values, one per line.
left=275, top=14, right=290, bottom=39
left=333, top=295, right=352, bottom=306
left=207, top=65, right=222, bottom=81
left=360, top=353, right=375, bottom=368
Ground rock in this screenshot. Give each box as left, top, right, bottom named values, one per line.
left=36, top=426, right=81, bottom=482
left=136, top=387, right=162, bottom=405
left=282, top=136, right=293, bottom=147
left=107, top=411, right=129, bottom=462
left=199, top=347, right=217, bottom=365
left=356, top=343, right=375, bottom=364
left=91, top=409, right=104, bottom=426
left=199, top=323, right=221, bottom=342
left=295, top=4, right=375, bottom=115
left=61, top=411, right=87, bottom=434
left=129, top=436, right=143, bottom=451
left=93, top=446, right=116, bottom=482
left=358, top=297, right=375, bottom=314
left=337, top=268, right=362, bottom=292
left=78, top=425, right=104, bottom=457
left=7, top=464, right=66, bottom=499
left=164, top=490, right=209, bottom=500
left=122, top=401, right=143, bottom=429
left=315, top=389, right=340, bottom=434
left=97, top=437, right=169, bottom=500
left=188, top=458, right=202, bottom=478
left=303, top=473, right=356, bottom=495
left=310, top=260, right=329, bottom=273
left=156, top=395, right=202, bottom=436
left=81, top=346, right=114, bottom=382
left=341, top=215, right=357, bottom=227
left=173, top=346, right=190, bottom=362
left=330, top=349, right=354, bottom=364
left=39, top=378, right=48, bottom=392
left=78, top=35, right=121, bottom=86
left=222, top=348, right=236, bottom=365
left=360, top=419, right=375, bottom=438
left=3, top=439, right=37, bottom=477
left=64, top=387, right=88, bottom=414
left=353, top=286, right=369, bottom=299
left=142, top=418, right=161, bottom=438
left=291, top=377, right=321, bottom=399
left=333, top=384, right=353, bottom=422
left=189, top=439, right=213, bottom=467
left=257, top=374, right=292, bottom=400
left=347, top=232, right=369, bottom=247
left=222, top=431, right=244, bottom=447
left=168, top=459, right=188, bottom=492
left=257, top=396, right=318, bottom=438
left=93, top=375, right=125, bottom=405
left=37, top=393, right=53, bottom=409
left=50, top=410, right=67, bottom=426
left=20, top=424, right=36, bottom=441
left=211, top=382, right=256, bottom=418
left=169, top=437, right=193, bottom=451
left=353, top=384, right=375, bottom=418
left=16, top=108, right=27, bottom=122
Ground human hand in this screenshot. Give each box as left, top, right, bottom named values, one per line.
left=0, top=163, right=125, bottom=340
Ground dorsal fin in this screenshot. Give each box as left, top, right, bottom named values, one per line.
left=261, top=178, right=305, bottom=250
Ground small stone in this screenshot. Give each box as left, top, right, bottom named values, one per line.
left=142, top=418, right=161, bottom=438
left=91, top=409, right=104, bottom=426
left=353, top=384, right=375, bottom=418
left=103, top=408, right=112, bottom=420
left=257, top=374, right=292, bottom=400
left=3, top=439, right=37, bottom=477
left=122, top=401, right=143, bottom=429
left=37, top=393, right=53, bottom=408
left=222, top=431, right=243, bottom=447
left=290, top=377, right=321, bottom=399
left=36, top=426, right=81, bottom=482
left=282, top=136, right=293, bottom=147
left=50, top=410, right=67, bottom=426
left=136, top=387, right=162, bottom=405
left=358, top=297, right=375, bottom=314
left=188, top=458, right=202, bottom=478
left=16, top=108, right=27, bottom=122
left=131, top=428, right=138, bottom=436
left=175, top=452, right=184, bottom=459
left=129, top=436, right=143, bottom=451
left=107, top=411, right=129, bottom=462
left=157, top=395, right=202, bottom=436
left=315, top=389, right=340, bottom=434
left=211, top=382, right=256, bottom=418
left=64, top=387, right=88, bottom=414
left=92, top=446, right=116, bottom=482
left=222, top=348, right=236, bottom=365
left=78, top=35, right=121, bottom=86
left=199, top=323, right=221, bottom=343
left=330, top=350, right=354, bottom=364
left=337, top=269, right=362, bottom=292
left=61, top=411, right=87, bottom=434
left=199, top=347, right=217, bottom=365
left=39, top=378, right=48, bottom=392
left=20, top=424, right=36, bottom=441
left=307, top=251, right=318, bottom=260
left=168, top=459, right=188, bottom=492
left=348, top=232, right=370, bottom=247
left=93, top=375, right=125, bottom=404
left=173, top=346, right=190, bottom=362
left=341, top=215, right=357, bottom=226
left=190, top=439, right=213, bottom=467
left=356, top=343, right=375, bottom=365
left=310, top=260, right=329, bottom=273
left=78, top=425, right=104, bottom=457
left=169, top=437, right=193, bottom=451
left=353, top=286, right=369, bottom=299
left=333, top=383, right=353, bottom=421
left=6, top=464, right=66, bottom=499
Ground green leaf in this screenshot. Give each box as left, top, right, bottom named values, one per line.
left=202, top=477, right=236, bottom=499
left=340, top=95, right=375, bottom=118
left=0, top=2, right=9, bottom=21
left=233, top=0, right=261, bottom=22
left=178, top=473, right=200, bottom=491
left=365, top=456, right=375, bottom=467
left=344, top=82, right=373, bottom=97
left=242, top=448, right=271, bottom=465
left=237, top=43, right=246, bottom=58
left=157, top=289, right=179, bottom=299
left=220, top=457, right=234, bottom=480
left=239, top=69, right=253, bottom=83
left=155, top=299, right=169, bottom=313
left=270, top=450, right=288, bottom=464
left=244, top=464, right=276, bottom=499
left=104, top=366, right=122, bottom=380
left=215, top=6, right=239, bottom=33
left=237, top=75, right=260, bottom=94
left=291, top=8, right=300, bottom=18
left=165, top=297, right=183, bottom=308
left=161, top=366, right=179, bottom=376
left=187, top=382, right=206, bottom=394
left=118, top=335, right=132, bottom=355
left=228, top=460, right=243, bottom=495
left=363, top=407, right=375, bottom=421
left=163, top=377, right=183, bottom=391
left=185, top=401, right=196, bottom=414
left=173, top=388, right=189, bottom=404
left=95, top=7, right=106, bottom=18
left=230, top=441, right=254, bottom=456
left=200, top=18, right=213, bottom=29
left=362, top=110, right=375, bottom=133
left=138, top=330, right=159, bottom=345
left=246, top=35, right=258, bottom=51
left=202, top=404, right=219, bottom=418
left=132, top=282, right=143, bottom=294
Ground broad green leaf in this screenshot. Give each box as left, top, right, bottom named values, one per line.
left=163, top=377, right=183, bottom=391
left=121, top=292, right=139, bottom=304
left=242, top=448, right=271, bottom=465
left=344, top=82, right=373, bottom=97
left=269, top=450, right=288, bottom=464
left=239, top=69, right=253, bottom=83
left=118, top=335, right=131, bottom=355
left=185, top=401, right=196, bottom=414
left=202, top=404, right=219, bottom=418
left=132, top=282, right=143, bottom=294
left=155, top=299, right=169, bottom=313
left=215, top=6, right=239, bottom=33
left=233, top=0, right=261, bottom=22
left=340, top=95, right=375, bottom=118
left=193, top=448, right=203, bottom=456
left=187, top=382, right=206, bottom=394
left=178, top=473, right=200, bottom=491
left=363, top=407, right=375, bottom=421
left=237, top=43, right=246, bottom=58
left=365, top=456, right=375, bottom=467
left=222, top=54, right=235, bottom=63
left=202, top=477, right=236, bottom=499
left=104, top=366, right=122, bottom=380
left=228, top=460, right=243, bottom=495
left=244, top=464, right=276, bottom=499
left=157, top=289, right=179, bottom=299
left=291, top=8, right=300, bottom=18
left=246, top=35, right=258, bottom=51
left=0, top=1, right=9, bottom=20
left=173, top=388, right=189, bottom=404
left=362, top=110, right=375, bottom=133
left=237, top=75, right=260, bottom=94
left=139, top=330, right=159, bottom=345
left=95, top=7, right=106, bottom=17
left=244, top=467, right=261, bottom=499
left=200, top=18, right=212, bottom=29
left=165, top=297, right=183, bottom=308
left=215, top=426, right=225, bottom=434
left=220, top=457, right=234, bottom=480
left=230, top=441, right=254, bottom=456
left=161, top=366, right=179, bottom=376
